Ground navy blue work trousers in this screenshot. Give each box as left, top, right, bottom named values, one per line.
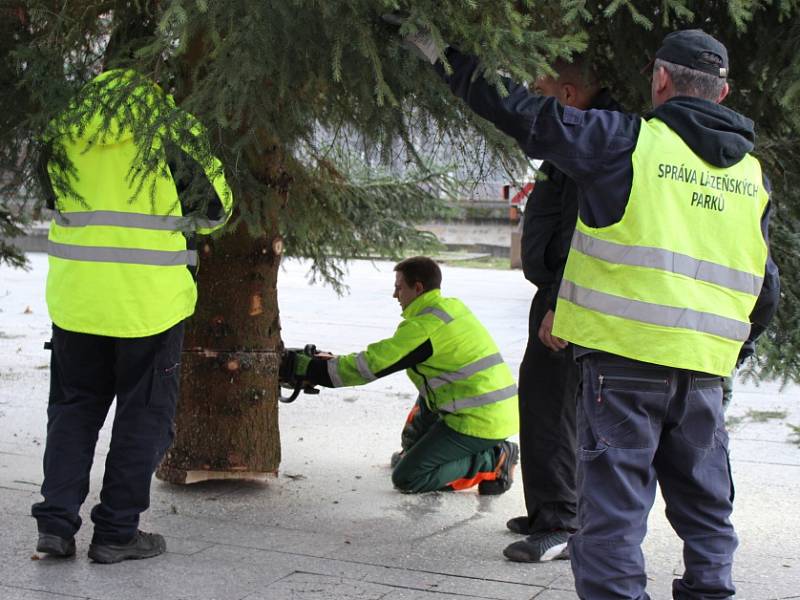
left=32, top=321, right=183, bottom=545
left=570, top=353, right=737, bottom=600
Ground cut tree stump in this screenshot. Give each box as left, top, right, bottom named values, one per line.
left=156, top=349, right=282, bottom=484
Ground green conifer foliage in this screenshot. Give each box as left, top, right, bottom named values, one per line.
left=2, top=0, right=799, bottom=382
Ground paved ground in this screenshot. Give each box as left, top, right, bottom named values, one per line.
left=1, top=254, right=798, bottom=600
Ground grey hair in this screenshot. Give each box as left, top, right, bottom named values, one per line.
left=654, top=58, right=726, bottom=101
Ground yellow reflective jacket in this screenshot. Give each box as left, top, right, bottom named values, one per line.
left=44, top=70, right=233, bottom=337
left=327, top=290, right=519, bottom=440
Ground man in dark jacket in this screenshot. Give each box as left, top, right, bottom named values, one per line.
left=505, top=59, right=623, bottom=564
left=392, top=24, right=779, bottom=599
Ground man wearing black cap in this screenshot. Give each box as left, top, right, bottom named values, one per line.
left=389, top=24, right=780, bottom=599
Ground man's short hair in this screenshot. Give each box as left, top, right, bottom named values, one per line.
left=553, top=55, right=599, bottom=91
left=654, top=58, right=727, bottom=101
left=394, top=256, right=442, bottom=291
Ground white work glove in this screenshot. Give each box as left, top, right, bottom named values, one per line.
left=382, top=13, right=445, bottom=64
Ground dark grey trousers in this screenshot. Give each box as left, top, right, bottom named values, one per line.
left=571, top=353, right=736, bottom=600
left=517, top=288, right=579, bottom=532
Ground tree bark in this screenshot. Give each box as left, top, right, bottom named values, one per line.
left=156, top=217, right=284, bottom=484
left=155, top=27, right=291, bottom=484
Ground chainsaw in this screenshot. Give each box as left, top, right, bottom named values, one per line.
left=278, top=344, right=323, bottom=403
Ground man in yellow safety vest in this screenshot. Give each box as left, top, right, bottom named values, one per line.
left=293, top=256, right=520, bottom=495
left=32, top=68, right=233, bottom=564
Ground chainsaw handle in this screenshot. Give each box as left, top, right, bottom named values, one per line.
left=279, top=384, right=303, bottom=403
left=278, top=344, right=324, bottom=403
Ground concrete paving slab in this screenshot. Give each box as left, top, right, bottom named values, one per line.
left=158, top=535, right=215, bottom=557
left=3, top=540, right=299, bottom=600
left=531, top=592, right=579, bottom=600
left=0, top=587, right=90, bottom=600
left=322, top=519, right=568, bottom=588
left=199, top=544, right=545, bottom=600
left=383, top=590, right=488, bottom=600
left=0, top=481, right=40, bottom=515
left=732, top=579, right=800, bottom=600
left=153, top=511, right=349, bottom=558
left=244, top=572, right=413, bottom=600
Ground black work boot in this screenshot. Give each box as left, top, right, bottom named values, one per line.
left=506, top=515, right=532, bottom=534
left=390, top=450, right=404, bottom=469
left=478, top=441, right=519, bottom=495
left=88, top=530, right=166, bottom=564
left=36, top=533, right=76, bottom=557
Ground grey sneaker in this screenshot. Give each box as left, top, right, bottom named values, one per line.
left=503, top=530, right=570, bottom=563
left=36, top=533, right=76, bottom=557
left=478, top=441, right=519, bottom=495
left=88, top=530, right=166, bottom=564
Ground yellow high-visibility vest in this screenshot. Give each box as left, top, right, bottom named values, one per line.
left=553, top=118, right=768, bottom=376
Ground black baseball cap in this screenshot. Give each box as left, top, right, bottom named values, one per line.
left=654, top=29, right=728, bottom=78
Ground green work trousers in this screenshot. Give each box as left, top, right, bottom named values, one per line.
left=391, top=397, right=503, bottom=493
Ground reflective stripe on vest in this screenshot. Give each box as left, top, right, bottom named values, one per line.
left=418, top=306, right=454, bottom=323
left=436, top=384, right=517, bottom=414
left=55, top=210, right=226, bottom=231
left=427, top=352, right=505, bottom=390
left=416, top=352, right=513, bottom=414
left=327, top=358, right=345, bottom=387
left=571, top=229, right=763, bottom=296
left=559, top=280, right=750, bottom=342
left=355, top=351, right=377, bottom=382
left=48, top=240, right=198, bottom=267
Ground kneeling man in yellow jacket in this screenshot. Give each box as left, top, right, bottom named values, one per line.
left=296, top=256, right=520, bottom=494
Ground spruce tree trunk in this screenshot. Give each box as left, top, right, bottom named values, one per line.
left=157, top=215, right=284, bottom=484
